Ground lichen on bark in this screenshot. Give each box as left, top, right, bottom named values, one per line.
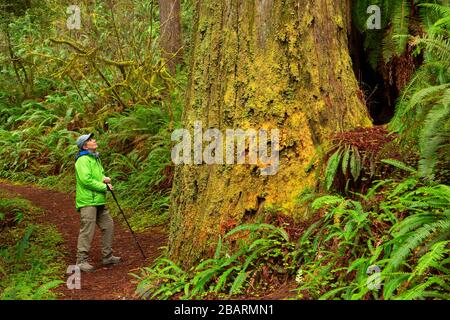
left=169, top=0, right=371, bottom=268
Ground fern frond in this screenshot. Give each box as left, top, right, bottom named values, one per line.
left=350, top=146, right=361, bottom=181
left=383, top=272, right=410, bottom=300
left=440, top=90, right=450, bottom=105
left=394, top=276, right=450, bottom=300
left=423, top=2, right=450, bottom=32
left=224, top=223, right=289, bottom=242
left=419, top=3, right=450, bottom=22
left=341, top=146, right=350, bottom=176
left=325, top=148, right=342, bottom=191
left=412, top=240, right=449, bottom=279
left=414, top=34, right=450, bottom=63
left=406, top=83, right=449, bottom=116
left=311, top=195, right=344, bottom=211
left=393, top=213, right=444, bottom=238
left=381, top=159, right=417, bottom=174
left=382, top=29, right=397, bottom=62
left=418, top=104, right=450, bottom=179
left=391, top=0, right=411, bottom=55
left=387, top=219, right=450, bottom=272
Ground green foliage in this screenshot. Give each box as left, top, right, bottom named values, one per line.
left=134, top=257, right=188, bottom=300
left=418, top=104, right=449, bottom=179
left=389, top=2, right=450, bottom=181
left=0, top=0, right=447, bottom=302
left=352, top=0, right=446, bottom=69
left=136, top=169, right=449, bottom=300
left=325, top=148, right=342, bottom=191
left=320, top=127, right=399, bottom=195
left=0, top=194, right=43, bottom=229
left=134, top=223, right=296, bottom=299
left=325, top=145, right=364, bottom=192
left=0, top=193, right=65, bottom=300
left=0, top=0, right=190, bottom=229
left=381, top=158, right=417, bottom=174
left=295, top=174, right=449, bottom=300
left=103, top=103, right=181, bottom=229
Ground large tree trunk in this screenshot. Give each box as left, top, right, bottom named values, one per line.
left=168, top=0, right=371, bottom=268
left=158, top=0, right=182, bottom=72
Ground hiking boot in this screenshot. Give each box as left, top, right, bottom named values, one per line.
left=76, top=260, right=95, bottom=272
left=102, top=255, right=122, bottom=266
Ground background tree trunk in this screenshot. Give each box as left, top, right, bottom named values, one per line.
left=168, top=0, right=372, bottom=268
left=158, top=0, right=182, bottom=73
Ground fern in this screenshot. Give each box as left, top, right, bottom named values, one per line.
left=392, top=0, right=411, bottom=55
left=394, top=276, right=450, bottom=300
left=415, top=34, right=450, bottom=62
left=387, top=219, right=450, bottom=272
left=382, top=272, right=411, bottom=300
left=295, top=171, right=449, bottom=300
left=311, top=195, right=344, bottom=211
left=351, top=0, right=436, bottom=67
left=325, top=148, right=342, bottom=191
left=393, top=213, right=444, bottom=237
left=381, top=159, right=417, bottom=174
left=136, top=222, right=296, bottom=299
left=352, top=0, right=395, bottom=67
left=389, top=2, right=450, bottom=182
left=420, top=2, right=450, bottom=18
left=224, top=223, right=289, bottom=242
left=230, top=270, right=248, bottom=295
left=213, top=267, right=238, bottom=293
left=418, top=104, right=450, bottom=179
left=382, top=29, right=397, bottom=63
left=32, top=280, right=64, bottom=299
left=412, top=240, right=449, bottom=278
left=350, top=146, right=361, bottom=181
left=405, top=83, right=449, bottom=117
left=341, top=146, right=351, bottom=176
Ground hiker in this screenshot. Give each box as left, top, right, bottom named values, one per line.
left=74, top=133, right=122, bottom=272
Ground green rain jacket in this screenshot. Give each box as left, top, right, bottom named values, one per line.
left=75, top=151, right=107, bottom=210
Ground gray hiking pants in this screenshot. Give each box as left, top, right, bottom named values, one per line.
left=76, top=205, right=114, bottom=262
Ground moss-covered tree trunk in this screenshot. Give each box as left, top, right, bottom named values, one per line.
left=169, top=0, right=371, bottom=268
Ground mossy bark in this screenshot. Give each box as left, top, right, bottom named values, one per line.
left=169, top=0, right=372, bottom=268
left=158, top=0, right=183, bottom=72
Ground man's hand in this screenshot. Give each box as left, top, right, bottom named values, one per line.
left=106, top=183, right=113, bottom=191
left=103, top=177, right=111, bottom=183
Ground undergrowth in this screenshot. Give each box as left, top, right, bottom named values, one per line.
left=134, top=169, right=449, bottom=300
left=0, top=191, right=65, bottom=299
left=133, top=222, right=296, bottom=300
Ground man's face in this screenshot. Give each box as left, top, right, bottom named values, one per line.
left=83, top=138, right=98, bottom=151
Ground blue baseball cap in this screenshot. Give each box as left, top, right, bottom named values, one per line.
left=76, top=133, right=94, bottom=149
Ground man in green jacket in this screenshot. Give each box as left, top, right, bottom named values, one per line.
left=75, top=133, right=121, bottom=272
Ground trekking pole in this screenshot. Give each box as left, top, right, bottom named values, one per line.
left=106, top=184, right=147, bottom=259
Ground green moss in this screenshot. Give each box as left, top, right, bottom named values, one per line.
left=169, top=0, right=372, bottom=267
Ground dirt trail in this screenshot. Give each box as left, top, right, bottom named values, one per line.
left=0, top=182, right=167, bottom=300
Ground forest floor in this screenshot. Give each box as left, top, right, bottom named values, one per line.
left=0, top=181, right=167, bottom=300
left=0, top=181, right=298, bottom=300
